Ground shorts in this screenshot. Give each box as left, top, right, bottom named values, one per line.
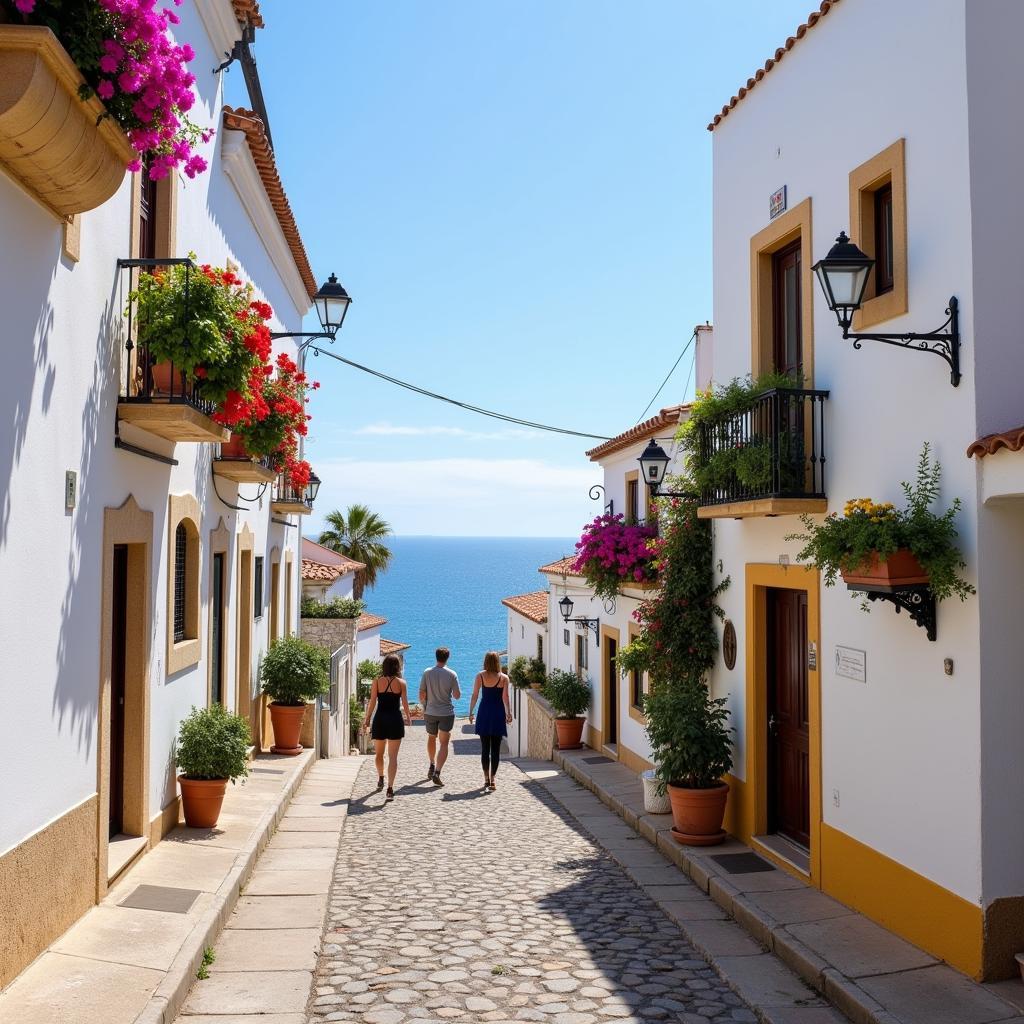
left=423, top=714, right=455, bottom=736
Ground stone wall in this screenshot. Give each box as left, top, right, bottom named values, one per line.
left=526, top=689, right=557, bottom=761
left=299, top=617, right=359, bottom=756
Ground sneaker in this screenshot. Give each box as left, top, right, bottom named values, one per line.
left=432, top=774, right=444, bottom=787
left=376, top=776, right=385, bottom=791
left=385, top=787, right=394, bottom=802
left=427, top=763, right=435, bottom=779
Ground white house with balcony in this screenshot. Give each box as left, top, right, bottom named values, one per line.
left=696, top=0, right=1024, bottom=981
left=0, top=0, right=344, bottom=989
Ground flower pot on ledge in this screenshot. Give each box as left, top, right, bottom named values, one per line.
left=554, top=716, right=586, bottom=750
left=178, top=775, right=228, bottom=829
left=0, top=26, right=136, bottom=217
left=213, top=437, right=276, bottom=484
left=840, top=549, right=929, bottom=589
left=268, top=702, right=305, bottom=755
left=668, top=782, right=729, bottom=846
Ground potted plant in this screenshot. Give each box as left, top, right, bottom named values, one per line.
left=543, top=669, right=591, bottom=749
left=572, top=512, right=657, bottom=600
left=788, top=444, right=975, bottom=601
left=299, top=596, right=364, bottom=619
left=259, top=635, right=330, bottom=755
left=508, top=655, right=546, bottom=690
left=175, top=703, right=250, bottom=828
left=646, top=678, right=733, bottom=845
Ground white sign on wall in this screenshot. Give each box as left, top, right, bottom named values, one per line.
left=835, top=645, right=867, bottom=683
left=769, top=185, right=787, bottom=220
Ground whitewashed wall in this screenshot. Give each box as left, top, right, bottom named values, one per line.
left=505, top=607, right=547, bottom=666
left=709, top=0, right=983, bottom=902
left=0, top=1, right=307, bottom=856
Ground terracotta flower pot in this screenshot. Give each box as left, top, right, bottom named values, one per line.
left=178, top=775, right=228, bottom=829
left=840, top=549, right=929, bottom=588
left=667, top=782, right=730, bottom=846
left=148, top=360, right=183, bottom=397
left=555, top=716, right=585, bottom=750
left=530, top=682, right=544, bottom=691
left=268, top=702, right=306, bottom=755
left=220, top=436, right=257, bottom=460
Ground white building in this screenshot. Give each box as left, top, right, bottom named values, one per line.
left=501, top=591, right=548, bottom=667
left=301, top=537, right=364, bottom=602
left=0, top=0, right=331, bottom=988
left=647, top=0, right=1019, bottom=981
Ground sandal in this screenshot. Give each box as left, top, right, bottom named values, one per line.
left=489, top=779, right=497, bottom=791
left=376, top=776, right=385, bottom=791
left=385, top=787, right=394, bottom=802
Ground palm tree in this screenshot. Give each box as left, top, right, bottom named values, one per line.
left=318, top=504, right=394, bottom=600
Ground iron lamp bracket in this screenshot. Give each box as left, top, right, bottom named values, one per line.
left=849, top=584, right=937, bottom=642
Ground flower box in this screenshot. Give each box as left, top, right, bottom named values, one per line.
left=214, top=437, right=276, bottom=484
left=840, top=549, right=930, bottom=590
left=0, top=26, right=135, bottom=217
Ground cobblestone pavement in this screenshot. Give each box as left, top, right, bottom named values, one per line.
left=311, top=725, right=757, bottom=1024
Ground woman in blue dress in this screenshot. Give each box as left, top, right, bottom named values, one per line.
left=468, top=651, right=512, bottom=791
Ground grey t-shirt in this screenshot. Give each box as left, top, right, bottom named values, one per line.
left=419, top=665, right=460, bottom=716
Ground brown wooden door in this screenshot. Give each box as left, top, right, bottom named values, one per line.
left=772, top=239, right=803, bottom=377
left=767, top=587, right=810, bottom=848
left=605, top=636, right=618, bottom=746
left=109, top=545, right=128, bottom=838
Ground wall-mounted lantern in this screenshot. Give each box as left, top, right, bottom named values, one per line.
left=558, top=595, right=599, bottom=646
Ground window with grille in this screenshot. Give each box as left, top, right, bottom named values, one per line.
left=631, top=667, right=644, bottom=711
left=173, top=523, right=187, bottom=642
left=254, top=556, right=264, bottom=619
left=563, top=628, right=570, bottom=646
left=536, top=635, right=543, bottom=661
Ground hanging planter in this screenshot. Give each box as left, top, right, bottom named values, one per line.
left=839, top=549, right=929, bottom=589
left=0, top=26, right=135, bottom=216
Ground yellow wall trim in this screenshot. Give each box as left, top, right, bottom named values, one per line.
left=821, top=823, right=982, bottom=979
left=617, top=741, right=653, bottom=775
left=148, top=797, right=181, bottom=848
left=600, top=624, right=621, bottom=751
left=0, top=795, right=97, bottom=989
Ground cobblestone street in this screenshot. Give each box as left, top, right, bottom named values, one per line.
left=311, top=725, right=756, bottom=1024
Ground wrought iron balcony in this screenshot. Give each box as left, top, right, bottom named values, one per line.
left=271, top=477, right=313, bottom=515
left=695, top=387, right=830, bottom=519
left=213, top=445, right=276, bottom=484
left=115, top=257, right=228, bottom=443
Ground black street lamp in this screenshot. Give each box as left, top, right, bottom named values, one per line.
left=637, top=440, right=697, bottom=500
left=812, top=232, right=961, bottom=388
left=271, top=272, right=354, bottom=359
left=558, top=595, right=599, bottom=645
left=304, top=470, right=321, bottom=507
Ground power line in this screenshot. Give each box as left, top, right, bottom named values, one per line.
left=682, top=341, right=696, bottom=404
left=635, top=328, right=697, bottom=423
left=310, top=347, right=612, bottom=441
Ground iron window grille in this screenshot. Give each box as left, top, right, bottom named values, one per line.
left=254, top=556, right=264, bottom=619
left=173, top=523, right=187, bottom=643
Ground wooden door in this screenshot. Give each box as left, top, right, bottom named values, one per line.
left=109, top=545, right=128, bottom=838
left=767, top=587, right=810, bottom=847
left=604, top=635, right=618, bottom=746
left=211, top=553, right=225, bottom=704
left=772, top=239, right=803, bottom=377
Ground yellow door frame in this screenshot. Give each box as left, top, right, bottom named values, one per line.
left=743, top=563, right=822, bottom=884
left=600, top=624, right=621, bottom=756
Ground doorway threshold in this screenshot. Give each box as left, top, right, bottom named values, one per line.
left=753, top=833, right=810, bottom=876
left=601, top=743, right=618, bottom=761
left=108, top=833, right=147, bottom=884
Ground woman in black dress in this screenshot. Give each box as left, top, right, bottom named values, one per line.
left=363, top=654, right=411, bottom=801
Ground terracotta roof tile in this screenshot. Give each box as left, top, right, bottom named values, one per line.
left=501, top=591, right=549, bottom=625
left=538, top=556, right=583, bottom=578
left=967, top=426, right=1024, bottom=459
left=301, top=559, right=343, bottom=582
left=301, top=538, right=365, bottom=573
left=708, top=1, right=842, bottom=132
left=222, top=107, right=317, bottom=297
left=585, top=405, right=687, bottom=462
left=231, top=0, right=264, bottom=28
left=380, top=638, right=411, bottom=655
left=357, top=612, right=388, bottom=632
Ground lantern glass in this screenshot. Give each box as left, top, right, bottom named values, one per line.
left=559, top=595, right=574, bottom=621
left=812, top=232, right=874, bottom=320
left=638, top=439, right=670, bottom=489
left=313, top=273, right=352, bottom=333
left=304, top=471, right=321, bottom=506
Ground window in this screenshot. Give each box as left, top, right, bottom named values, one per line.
left=253, top=556, right=264, bottom=619
left=536, top=634, right=544, bottom=661
left=849, top=139, right=906, bottom=329
left=874, top=183, right=894, bottom=295
left=173, top=523, right=187, bottom=643
left=521, top=625, right=524, bottom=639
left=626, top=476, right=639, bottom=525
left=563, top=628, right=570, bottom=647
left=138, top=159, right=159, bottom=261
left=772, top=239, right=803, bottom=377
left=630, top=667, right=643, bottom=711
left=575, top=632, right=588, bottom=677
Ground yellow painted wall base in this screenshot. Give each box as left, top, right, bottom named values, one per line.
left=148, top=796, right=180, bottom=847
left=820, top=823, right=983, bottom=979
left=0, top=796, right=98, bottom=989
left=617, top=742, right=653, bottom=775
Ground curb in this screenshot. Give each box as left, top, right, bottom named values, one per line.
left=552, top=749, right=874, bottom=1024
left=132, top=749, right=316, bottom=1024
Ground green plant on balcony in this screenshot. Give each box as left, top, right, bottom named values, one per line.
left=300, top=596, right=365, bottom=619
left=508, top=655, right=546, bottom=690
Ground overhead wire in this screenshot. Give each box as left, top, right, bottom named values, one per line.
left=635, top=327, right=697, bottom=423
left=309, top=347, right=612, bottom=440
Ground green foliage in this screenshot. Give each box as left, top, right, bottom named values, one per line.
left=202, top=947, right=216, bottom=967
left=259, top=636, right=330, bottom=706
left=508, top=655, right=546, bottom=689
left=318, top=505, right=394, bottom=599
left=300, top=596, right=365, bottom=619
left=349, top=695, right=365, bottom=745
left=543, top=669, right=591, bottom=719
left=678, top=371, right=802, bottom=495
left=175, top=704, right=250, bottom=783
left=356, top=658, right=381, bottom=701
left=616, top=499, right=733, bottom=791
left=787, top=444, right=975, bottom=602
left=645, top=679, right=733, bottom=790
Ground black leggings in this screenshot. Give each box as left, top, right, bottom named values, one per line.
left=480, top=735, right=502, bottom=775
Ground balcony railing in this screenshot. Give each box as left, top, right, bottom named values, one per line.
left=271, top=477, right=313, bottom=514
left=696, top=387, right=829, bottom=512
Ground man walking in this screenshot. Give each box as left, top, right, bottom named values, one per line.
left=419, top=647, right=460, bottom=786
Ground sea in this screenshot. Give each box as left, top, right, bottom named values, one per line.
left=364, top=536, right=575, bottom=716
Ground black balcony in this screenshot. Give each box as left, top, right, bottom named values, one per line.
left=696, top=387, right=829, bottom=517
left=271, top=477, right=313, bottom=515
left=116, top=257, right=227, bottom=443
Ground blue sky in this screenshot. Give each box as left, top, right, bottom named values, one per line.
left=232, top=1, right=815, bottom=536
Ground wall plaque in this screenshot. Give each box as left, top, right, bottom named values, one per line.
left=722, top=620, right=737, bottom=670
left=835, top=645, right=866, bottom=683
left=769, top=185, right=787, bottom=220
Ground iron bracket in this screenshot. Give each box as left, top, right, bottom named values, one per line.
left=850, top=584, right=937, bottom=642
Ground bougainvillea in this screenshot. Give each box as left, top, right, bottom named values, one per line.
left=3, top=0, right=209, bottom=178
left=571, top=512, right=657, bottom=602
